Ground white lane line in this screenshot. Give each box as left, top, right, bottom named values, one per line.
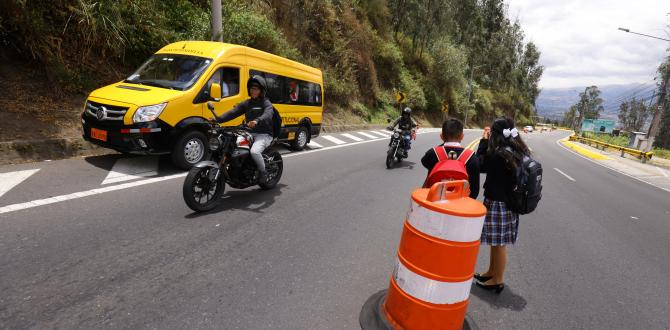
left=0, top=129, right=442, bottom=215
left=657, top=166, right=669, bottom=178
left=101, top=156, right=159, bottom=185
left=369, top=131, right=389, bottom=137
left=341, top=133, right=363, bottom=142
left=0, top=173, right=186, bottom=214
left=321, top=135, right=346, bottom=145
left=0, top=169, right=40, bottom=198
left=307, top=141, right=323, bottom=148
left=556, top=137, right=670, bottom=194
left=357, top=132, right=380, bottom=139
left=553, top=168, right=576, bottom=182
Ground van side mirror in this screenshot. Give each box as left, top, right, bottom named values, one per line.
left=210, top=83, right=222, bottom=101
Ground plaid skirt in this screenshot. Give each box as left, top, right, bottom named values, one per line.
left=481, top=199, right=519, bottom=246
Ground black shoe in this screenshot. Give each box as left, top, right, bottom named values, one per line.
left=475, top=280, right=505, bottom=294
left=474, top=273, right=493, bottom=283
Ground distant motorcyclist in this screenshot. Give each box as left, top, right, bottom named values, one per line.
left=387, top=107, right=418, bottom=156
left=213, top=75, right=274, bottom=184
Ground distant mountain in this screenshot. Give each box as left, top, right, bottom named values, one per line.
left=536, top=83, right=658, bottom=122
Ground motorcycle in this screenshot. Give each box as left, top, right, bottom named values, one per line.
left=182, top=105, right=283, bottom=212
left=386, top=128, right=409, bottom=169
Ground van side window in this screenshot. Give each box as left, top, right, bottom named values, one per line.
left=250, top=69, right=322, bottom=106
left=204, top=67, right=239, bottom=99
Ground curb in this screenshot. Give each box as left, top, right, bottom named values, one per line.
left=560, top=139, right=609, bottom=160
left=0, top=137, right=114, bottom=166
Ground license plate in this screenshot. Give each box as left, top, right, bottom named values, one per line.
left=91, top=128, right=107, bottom=142
left=288, top=132, right=295, bottom=140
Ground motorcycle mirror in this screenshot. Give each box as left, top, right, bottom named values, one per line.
left=386, top=118, right=391, bottom=123
left=207, top=102, right=215, bottom=112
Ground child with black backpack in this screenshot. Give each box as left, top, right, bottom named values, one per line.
left=421, top=118, right=480, bottom=199
left=473, top=117, right=534, bottom=294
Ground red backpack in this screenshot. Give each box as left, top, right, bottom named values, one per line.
left=423, top=146, right=474, bottom=188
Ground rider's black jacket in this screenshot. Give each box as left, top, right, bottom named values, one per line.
left=214, top=75, right=274, bottom=135
left=390, top=115, right=417, bottom=132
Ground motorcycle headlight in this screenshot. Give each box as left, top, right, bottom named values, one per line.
left=209, top=137, right=220, bottom=151
left=393, top=132, right=400, bottom=139
left=133, top=103, right=167, bottom=123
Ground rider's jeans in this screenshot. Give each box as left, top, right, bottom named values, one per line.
left=251, top=133, right=273, bottom=173
left=403, top=133, right=412, bottom=150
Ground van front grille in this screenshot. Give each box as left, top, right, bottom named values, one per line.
left=85, top=101, right=128, bottom=122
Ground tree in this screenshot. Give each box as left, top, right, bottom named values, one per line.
left=653, top=56, right=670, bottom=148
left=618, top=97, right=652, bottom=132
left=570, top=86, right=604, bottom=130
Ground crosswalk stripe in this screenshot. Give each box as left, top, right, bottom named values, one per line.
left=369, top=131, right=389, bottom=137
left=0, top=169, right=40, bottom=198
left=376, top=130, right=393, bottom=136
left=307, top=141, right=323, bottom=148
left=101, top=156, right=159, bottom=185
left=357, top=132, right=380, bottom=139
left=341, top=133, right=363, bottom=142
left=322, top=135, right=346, bottom=145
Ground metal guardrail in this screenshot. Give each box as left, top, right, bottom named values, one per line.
left=569, top=135, right=654, bottom=163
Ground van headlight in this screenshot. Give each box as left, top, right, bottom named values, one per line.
left=133, top=103, right=167, bottom=123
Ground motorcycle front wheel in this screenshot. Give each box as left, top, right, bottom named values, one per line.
left=183, top=166, right=226, bottom=212
left=386, top=149, right=395, bottom=169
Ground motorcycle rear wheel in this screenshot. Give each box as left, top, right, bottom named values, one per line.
left=183, top=166, right=226, bottom=212
left=259, top=151, right=283, bottom=190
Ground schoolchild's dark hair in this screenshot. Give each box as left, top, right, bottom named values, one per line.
left=442, top=118, right=464, bottom=141
left=488, top=117, right=530, bottom=169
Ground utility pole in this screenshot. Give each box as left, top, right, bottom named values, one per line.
left=212, top=0, right=223, bottom=42
left=618, top=27, right=669, bottom=151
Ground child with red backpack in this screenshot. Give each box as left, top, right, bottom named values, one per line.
left=421, top=118, right=480, bottom=199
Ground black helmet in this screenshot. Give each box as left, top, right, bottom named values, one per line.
left=402, top=107, right=411, bottom=116
left=247, top=75, right=267, bottom=97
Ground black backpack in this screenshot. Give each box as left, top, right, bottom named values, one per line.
left=506, top=148, right=542, bottom=215
left=271, top=107, right=282, bottom=138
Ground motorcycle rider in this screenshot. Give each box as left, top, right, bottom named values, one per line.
left=213, top=75, right=274, bottom=184
left=387, top=107, right=418, bottom=157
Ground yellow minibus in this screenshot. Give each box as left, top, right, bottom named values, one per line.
left=81, top=41, right=323, bottom=169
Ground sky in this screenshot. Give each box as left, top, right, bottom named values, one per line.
left=506, top=0, right=670, bottom=89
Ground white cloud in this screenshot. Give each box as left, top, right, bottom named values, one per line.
left=507, top=0, right=670, bottom=89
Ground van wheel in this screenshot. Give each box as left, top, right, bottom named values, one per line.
left=291, top=126, right=309, bottom=151
left=172, top=130, right=210, bottom=170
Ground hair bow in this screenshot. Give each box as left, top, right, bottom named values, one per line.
left=503, top=128, right=519, bottom=138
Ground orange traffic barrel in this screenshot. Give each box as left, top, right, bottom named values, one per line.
left=360, top=180, right=486, bottom=330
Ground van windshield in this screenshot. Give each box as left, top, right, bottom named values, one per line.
left=125, top=54, right=212, bottom=91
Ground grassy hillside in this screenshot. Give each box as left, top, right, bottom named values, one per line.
left=0, top=0, right=543, bottom=140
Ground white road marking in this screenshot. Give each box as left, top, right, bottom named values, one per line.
left=369, top=131, right=389, bottom=137
left=102, top=156, right=159, bottom=185
left=630, top=216, right=639, bottom=220
left=0, top=129, right=442, bottom=215
left=357, top=132, right=380, bottom=139
left=553, top=168, right=576, bottom=182
left=376, top=130, right=392, bottom=136
left=0, top=169, right=40, bottom=198
left=321, top=135, right=346, bottom=145
left=307, top=141, right=323, bottom=148
left=656, top=166, right=669, bottom=178
left=341, top=133, right=363, bottom=142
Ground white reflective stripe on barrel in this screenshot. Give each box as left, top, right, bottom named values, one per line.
left=393, top=258, right=472, bottom=305
left=408, top=200, right=484, bottom=243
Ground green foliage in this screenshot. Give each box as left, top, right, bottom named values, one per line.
left=652, top=147, right=670, bottom=160
left=582, top=131, right=630, bottom=148
left=2, top=0, right=544, bottom=127
left=617, top=97, right=651, bottom=132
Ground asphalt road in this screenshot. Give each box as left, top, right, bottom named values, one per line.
left=1, top=129, right=669, bottom=329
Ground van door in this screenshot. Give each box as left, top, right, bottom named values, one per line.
left=200, top=66, right=246, bottom=126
